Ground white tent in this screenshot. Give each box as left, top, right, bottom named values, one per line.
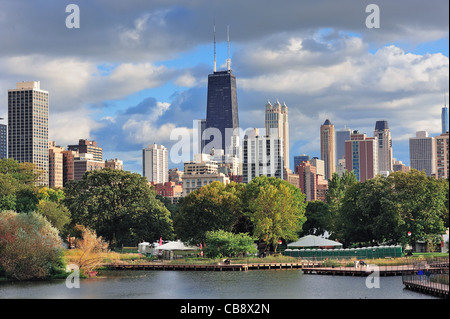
left=287, top=235, right=343, bottom=248
left=157, top=240, right=198, bottom=251
left=156, top=240, right=198, bottom=260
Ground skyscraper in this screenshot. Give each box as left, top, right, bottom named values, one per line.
left=336, top=127, right=351, bottom=164
left=320, top=119, right=335, bottom=180
left=435, top=132, right=449, bottom=179
left=48, top=141, right=64, bottom=188
left=409, top=131, right=435, bottom=177
left=0, top=122, right=6, bottom=159
left=8, top=81, right=49, bottom=186
left=442, top=104, right=449, bottom=134
left=345, top=130, right=378, bottom=182
left=204, top=26, right=239, bottom=155
left=374, top=120, right=393, bottom=173
left=142, top=144, right=168, bottom=184
left=243, top=129, right=284, bottom=183
left=265, top=99, right=289, bottom=171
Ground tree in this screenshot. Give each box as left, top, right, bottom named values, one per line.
left=387, top=170, right=448, bottom=247
left=63, top=168, right=174, bottom=246
left=247, top=176, right=307, bottom=252
left=0, top=211, right=63, bottom=280
left=174, top=182, right=244, bottom=245
left=336, top=175, right=398, bottom=246
left=301, top=200, right=332, bottom=237
left=204, top=230, right=257, bottom=258
left=326, top=171, right=357, bottom=236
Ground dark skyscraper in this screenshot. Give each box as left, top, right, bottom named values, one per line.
left=203, top=26, right=239, bottom=154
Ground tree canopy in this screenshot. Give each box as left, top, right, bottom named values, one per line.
left=63, top=168, right=173, bottom=246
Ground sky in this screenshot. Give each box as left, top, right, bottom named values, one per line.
left=0, top=0, right=448, bottom=174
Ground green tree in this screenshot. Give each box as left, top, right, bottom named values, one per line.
left=36, top=200, right=71, bottom=233
left=63, top=168, right=173, bottom=246
left=174, top=182, right=244, bottom=245
left=301, top=200, right=332, bottom=237
left=247, top=176, right=306, bottom=252
left=387, top=170, right=448, bottom=248
left=0, top=211, right=63, bottom=280
left=204, top=230, right=257, bottom=258
left=326, top=171, right=357, bottom=236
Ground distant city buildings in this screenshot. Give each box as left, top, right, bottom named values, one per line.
left=0, top=122, right=6, bottom=159
left=320, top=119, right=335, bottom=181
left=48, top=141, right=65, bottom=188
left=409, top=131, right=435, bottom=177
left=435, top=132, right=449, bottom=179
left=265, top=99, right=289, bottom=172
left=336, top=127, right=351, bottom=165
left=142, top=144, right=168, bottom=184
left=345, top=130, right=378, bottom=182
left=374, top=120, right=393, bottom=174
left=242, top=129, right=284, bottom=183
left=442, top=104, right=449, bottom=134
left=8, top=81, right=49, bottom=186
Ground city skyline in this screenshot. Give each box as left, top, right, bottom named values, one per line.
left=0, top=1, right=448, bottom=174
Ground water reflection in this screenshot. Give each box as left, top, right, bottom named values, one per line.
left=0, top=270, right=437, bottom=299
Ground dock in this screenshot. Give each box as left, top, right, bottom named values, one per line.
left=302, top=264, right=417, bottom=276
left=103, top=262, right=305, bottom=272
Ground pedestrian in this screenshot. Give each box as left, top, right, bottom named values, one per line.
left=425, top=269, right=431, bottom=283
left=417, top=268, right=423, bottom=282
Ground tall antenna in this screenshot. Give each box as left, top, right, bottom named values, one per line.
left=227, top=25, right=231, bottom=71
left=213, top=24, right=217, bottom=72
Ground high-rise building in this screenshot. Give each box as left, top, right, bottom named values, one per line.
left=374, top=120, right=393, bottom=174
left=265, top=99, right=289, bottom=171
left=105, top=158, right=124, bottom=170
left=320, top=119, right=335, bottom=181
left=142, top=144, right=168, bottom=184
left=73, top=153, right=105, bottom=181
left=204, top=27, right=239, bottom=155
left=336, top=127, right=351, bottom=164
left=294, top=155, right=310, bottom=169
left=0, top=122, right=6, bottom=159
left=8, top=81, right=49, bottom=186
left=345, top=130, right=378, bottom=182
left=48, top=141, right=64, bottom=188
left=435, top=132, right=449, bottom=179
left=243, top=130, right=284, bottom=183
left=442, top=104, right=449, bottom=134
left=296, top=161, right=317, bottom=201
left=68, top=139, right=103, bottom=161
left=409, top=131, right=435, bottom=177
left=62, top=149, right=79, bottom=186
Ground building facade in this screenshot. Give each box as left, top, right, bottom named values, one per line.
left=73, top=153, right=105, bottom=181
left=105, top=158, right=124, bottom=170
left=242, top=132, right=284, bottom=183
left=8, top=81, right=49, bottom=186
left=320, top=119, right=335, bottom=181
left=142, top=144, right=168, bottom=184
left=336, top=127, right=351, bottom=164
left=204, top=69, right=239, bottom=154
left=68, top=139, right=103, bottom=162
left=409, top=131, right=435, bottom=177
left=374, top=120, right=393, bottom=174
left=265, top=99, right=289, bottom=172
left=345, top=131, right=378, bottom=182
left=48, top=141, right=64, bottom=188
left=442, top=105, right=449, bottom=134
left=0, top=123, right=6, bottom=159
left=435, top=132, right=449, bottom=179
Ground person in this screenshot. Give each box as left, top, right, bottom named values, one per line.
left=417, top=269, right=424, bottom=282
left=425, top=269, right=431, bottom=283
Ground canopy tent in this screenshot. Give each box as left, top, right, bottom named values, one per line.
left=157, top=240, right=198, bottom=251
left=287, top=235, right=343, bottom=249
left=156, top=240, right=198, bottom=260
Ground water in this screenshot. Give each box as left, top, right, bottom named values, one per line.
left=0, top=269, right=438, bottom=299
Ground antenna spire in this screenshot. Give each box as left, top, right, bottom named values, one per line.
left=227, top=25, right=231, bottom=71
left=213, top=24, right=217, bottom=72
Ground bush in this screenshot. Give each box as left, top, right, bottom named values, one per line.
left=0, top=211, right=63, bottom=280
left=204, top=230, right=257, bottom=258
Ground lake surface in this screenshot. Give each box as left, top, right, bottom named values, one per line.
left=0, top=269, right=438, bottom=300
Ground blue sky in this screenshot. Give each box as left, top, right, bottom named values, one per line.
left=0, top=0, right=448, bottom=174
